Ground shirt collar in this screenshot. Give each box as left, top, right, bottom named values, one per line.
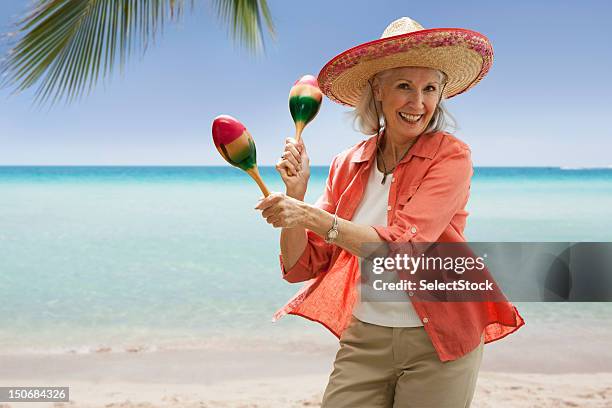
left=350, top=130, right=445, bottom=163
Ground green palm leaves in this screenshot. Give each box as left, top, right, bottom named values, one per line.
left=214, top=0, right=274, bottom=52
left=0, top=0, right=274, bottom=105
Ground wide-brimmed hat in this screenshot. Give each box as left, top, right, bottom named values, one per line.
left=317, top=17, right=493, bottom=106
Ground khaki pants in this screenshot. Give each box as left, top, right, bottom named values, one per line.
left=322, top=316, right=484, bottom=408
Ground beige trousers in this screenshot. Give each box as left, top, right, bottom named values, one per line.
left=321, top=316, right=484, bottom=408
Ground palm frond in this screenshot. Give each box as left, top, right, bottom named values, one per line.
left=213, top=0, right=275, bottom=53
left=0, top=0, right=274, bottom=105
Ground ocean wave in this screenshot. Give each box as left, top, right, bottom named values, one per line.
left=0, top=332, right=337, bottom=356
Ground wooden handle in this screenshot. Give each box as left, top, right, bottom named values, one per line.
left=246, top=166, right=270, bottom=197
left=294, top=122, right=305, bottom=143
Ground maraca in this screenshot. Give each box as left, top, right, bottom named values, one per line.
left=212, top=115, right=270, bottom=197
left=289, top=74, right=323, bottom=142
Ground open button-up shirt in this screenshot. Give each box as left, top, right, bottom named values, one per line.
left=272, top=131, right=525, bottom=362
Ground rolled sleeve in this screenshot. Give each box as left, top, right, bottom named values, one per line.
left=280, top=156, right=339, bottom=283
left=372, top=145, right=473, bottom=250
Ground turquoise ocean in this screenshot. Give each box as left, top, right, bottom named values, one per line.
left=1, top=166, right=612, bottom=354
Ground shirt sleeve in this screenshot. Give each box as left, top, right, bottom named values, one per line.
left=279, top=155, right=339, bottom=283
left=372, top=145, right=473, bottom=255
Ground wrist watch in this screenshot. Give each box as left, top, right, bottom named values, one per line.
left=325, top=213, right=339, bottom=243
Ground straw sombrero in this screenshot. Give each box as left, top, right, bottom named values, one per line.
left=317, top=17, right=493, bottom=107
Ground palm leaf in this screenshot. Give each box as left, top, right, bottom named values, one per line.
left=0, top=0, right=274, bottom=105
left=213, top=0, right=275, bottom=52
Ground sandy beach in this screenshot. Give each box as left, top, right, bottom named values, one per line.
left=2, top=371, right=612, bottom=408
left=1, top=321, right=611, bottom=408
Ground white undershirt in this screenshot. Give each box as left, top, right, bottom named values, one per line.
left=351, top=158, right=423, bottom=327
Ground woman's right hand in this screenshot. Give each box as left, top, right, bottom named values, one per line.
left=276, top=137, right=310, bottom=200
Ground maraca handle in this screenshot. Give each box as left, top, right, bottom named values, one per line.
left=294, top=122, right=305, bottom=143
left=246, top=167, right=271, bottom=197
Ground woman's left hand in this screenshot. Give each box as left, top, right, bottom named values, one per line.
left=255, top=192, right=307, bottom=228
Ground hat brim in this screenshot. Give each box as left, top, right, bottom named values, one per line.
left=317, top=28, right=493, bottom=107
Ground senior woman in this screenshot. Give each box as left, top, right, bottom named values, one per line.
left=255, top=17, right=524, bottom=408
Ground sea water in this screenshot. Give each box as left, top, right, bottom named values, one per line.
left=1, top=166, right=611, bottom=353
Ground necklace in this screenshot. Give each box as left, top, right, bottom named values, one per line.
left=376, top=133, right=417, bottom=184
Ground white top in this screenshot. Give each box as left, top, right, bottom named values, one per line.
left=351, top=159, right=423, bottom=327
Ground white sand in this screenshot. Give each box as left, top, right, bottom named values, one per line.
left=1, top=371, right=612, bottom=408
left=1, top=321, right=611, bottom=407
left=1, top=347, right=611, bottom=408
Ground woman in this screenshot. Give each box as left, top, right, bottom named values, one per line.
left=255, top=17, right=524, bottom=407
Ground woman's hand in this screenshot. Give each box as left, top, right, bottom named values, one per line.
left=255, top=192, right=308, bottom=229
left=276, top=137, right=310, bottom=200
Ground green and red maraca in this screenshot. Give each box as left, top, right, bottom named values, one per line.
left=289, top=74, right=323, bottom=142
left=212, top=115, right=270, bottom=197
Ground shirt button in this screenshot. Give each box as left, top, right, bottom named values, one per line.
left=422, top=317, right=429, bottom=323
left=410, top=226, right=417, bottom=234
left=387, top=206, right=392, bottom=211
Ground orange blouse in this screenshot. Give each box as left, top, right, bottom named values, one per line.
left=272, top=131, right=525, bottom=362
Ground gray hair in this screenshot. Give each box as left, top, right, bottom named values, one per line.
left=351, top=68, right=457, bottom=135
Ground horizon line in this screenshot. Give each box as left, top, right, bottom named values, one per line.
left=1, top=165, right=611, bottom=169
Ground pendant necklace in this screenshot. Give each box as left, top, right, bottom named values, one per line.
left=376, top=133, right=417, bottom=185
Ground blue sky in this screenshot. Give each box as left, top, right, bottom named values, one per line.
left=0, top=0, right=610, bottom=166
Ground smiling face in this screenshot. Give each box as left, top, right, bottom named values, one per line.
left=373, top=66, right=445, bottom=139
